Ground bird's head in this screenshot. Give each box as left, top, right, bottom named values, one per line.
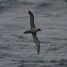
left=37, top=28, right=42, bottom=31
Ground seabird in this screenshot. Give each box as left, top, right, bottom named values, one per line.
left=24, top=10, right=41, bottom=54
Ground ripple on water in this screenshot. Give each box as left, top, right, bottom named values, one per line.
left=49, top=59, right=67, bottom=67
left=37, top=2, right=52, bottom=8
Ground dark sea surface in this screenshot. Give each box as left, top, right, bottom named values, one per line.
left=0, top=0, right=67, bottom=67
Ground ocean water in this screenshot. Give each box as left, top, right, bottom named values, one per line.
left=0, top=0, right=67, bottom=67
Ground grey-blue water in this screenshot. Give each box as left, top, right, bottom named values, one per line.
left=0, top=0, right=67, bottom=67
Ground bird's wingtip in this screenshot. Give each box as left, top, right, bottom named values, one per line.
left=28, top=10, right=33, bottom=16
left=28, top=10, right=31, bottom=14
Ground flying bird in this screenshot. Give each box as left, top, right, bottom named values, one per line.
left=24, top=10, right=41, bottom=54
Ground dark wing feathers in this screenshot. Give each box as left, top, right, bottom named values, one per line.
left=32, top=33, right=40, bottom=54
left=28, top=10, right=36, bottom=29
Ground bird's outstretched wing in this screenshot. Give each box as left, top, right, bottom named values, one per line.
left=28, top=10, right=36, bottom=29
left=32, top=33, right=40, bottom=54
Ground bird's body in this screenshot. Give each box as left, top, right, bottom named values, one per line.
left=24, top=10, right=41, bottom=54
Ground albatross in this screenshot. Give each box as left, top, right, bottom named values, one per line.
left=24, top=10, right=41, bottom=54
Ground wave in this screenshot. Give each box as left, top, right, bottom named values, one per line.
left=37, top=2, right=52, bottom=8
left=64, top=0, right=67, bottom=2
left=50, top=37, right=67, bottom=40
left=0, top=0, right=66, bottom=9
left=21, top=59, right=67, bottom=64
left=50, top=59, right=67, bottom=66
left=19, top=58, right=67, bottom=67
left=35, top=2, right=52, bottom=13
left=0, top=0, right=17, bottom=8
